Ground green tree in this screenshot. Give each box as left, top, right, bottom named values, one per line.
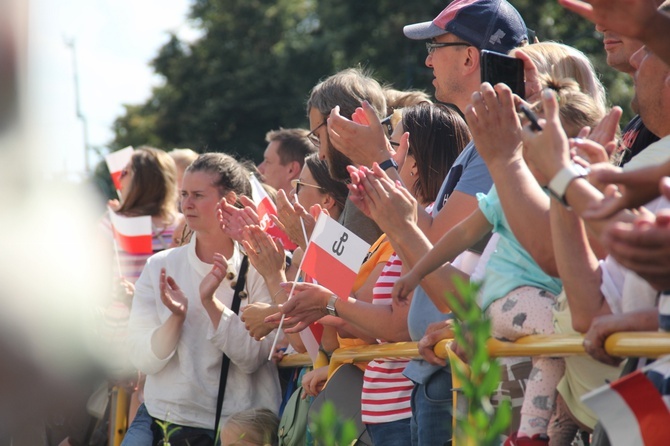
left=109, top=0, right=634, bottom=165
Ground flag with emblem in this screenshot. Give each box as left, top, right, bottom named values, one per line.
left=300, top=212, right=369, bottom=300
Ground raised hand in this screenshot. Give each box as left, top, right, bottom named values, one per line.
left=199, top=253, right=228, bottom=304
left=272, top=189, right=314, bottom=249
left=465, top=82, right=523, bottom=168
left=217, top=198, right=257, bottom=244
left=559, top=0, right=659, bottom=40
left=358, top=164, right=418, bottom=239
left=327, top=101, right=392, bottom=167
left=520, top=89, right=571, bottom=183
left=159, top=268, right=188, bottom=317
left=242, top=225, right=285, bottom=280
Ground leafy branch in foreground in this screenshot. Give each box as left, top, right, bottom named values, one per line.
left=445, top=276, right=511, bottom=446
left=309, top=401, right=358, bottom=446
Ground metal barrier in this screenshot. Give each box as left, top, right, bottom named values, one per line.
left=277, top=332, right=670, bottom=376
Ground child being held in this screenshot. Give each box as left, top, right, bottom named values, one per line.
left=393, top=76, right=605, bottom=446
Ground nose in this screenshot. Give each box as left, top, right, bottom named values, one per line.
left=595, top=23, right=606, bottom=33
left=425, top=52, right=433, bottom=68
left=318, top=145, right=327, bottom=161
left=181, top=195, right=193, bottom=209
left=257, top=162, right=266, bottom=174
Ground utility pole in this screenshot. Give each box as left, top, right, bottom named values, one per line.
left=64, top=37, right=90, bottom=173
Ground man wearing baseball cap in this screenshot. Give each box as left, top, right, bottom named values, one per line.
left=404, top=0, right=527, bottom=112
left=398, top=1, right=529, bottom=445
left=325, top=1, right=530, bottom=443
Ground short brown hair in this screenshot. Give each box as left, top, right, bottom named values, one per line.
left=265, top=128, right=315, bottom=166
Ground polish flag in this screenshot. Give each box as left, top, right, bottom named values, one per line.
left=249, top=175, right=297, bottom=251
left=300, top=212, right=370, bottom=300
left=105, top=146, right=134, bottom=191
left=300, top=321, right=325, bottom=364
left=108, top=208, right=153, bottom=254
left=582, top=356, right=670, bottom=446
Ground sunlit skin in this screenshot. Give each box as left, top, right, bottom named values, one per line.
left=425, top=34, right=476, bottom=110
left=180, top=170, right=228, bottom=235
left=596, top=24, right=643, bottom=74
left=290, top=164, right=326, bottom=211
left=257, top=140, right=295, bottom=193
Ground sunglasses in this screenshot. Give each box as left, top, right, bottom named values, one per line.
left=290, top=179, right=325, bottom=194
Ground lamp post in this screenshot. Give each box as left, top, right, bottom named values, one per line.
left=64, top=37, right=90, bottom=173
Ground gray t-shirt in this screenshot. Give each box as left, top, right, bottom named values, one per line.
left=403, top=141, right=493, bottom=385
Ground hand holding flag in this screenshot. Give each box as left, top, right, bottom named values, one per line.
left=249, top=176, right=297, bottom=250
left=108, top=207, right=153, bottom=255
left=105, top=146, right=134, bottom=194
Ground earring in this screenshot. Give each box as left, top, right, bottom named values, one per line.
left=410, top=172, right=415, bottom=176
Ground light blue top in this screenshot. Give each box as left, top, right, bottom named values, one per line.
left=404, top=141, right=492, bottom=385
left=476, top=185, right=562, bottom=310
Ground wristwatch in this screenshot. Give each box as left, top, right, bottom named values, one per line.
left=547, top=162, right=589, bottom=207
left=326, top=294, right=339, bottom=317
left=378, top=158, right=398, bottom=171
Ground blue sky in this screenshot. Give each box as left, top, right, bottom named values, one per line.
left=29, top=0, right=198, bottom=180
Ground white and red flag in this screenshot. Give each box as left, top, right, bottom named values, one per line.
left=300, top=212, right=370, bottom=300
left=249, top=175, right=297, bottom=251
left=582, top=356, right=670, bottom=446
left=108, top=207, right=153, bottom=255
left=105, top=146, right=134, bottom=191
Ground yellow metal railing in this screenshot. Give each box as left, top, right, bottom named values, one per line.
left=277, top=332, right=670, bottom=376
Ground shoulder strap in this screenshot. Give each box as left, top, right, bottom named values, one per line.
left=213, top=255, right=249, bottom=443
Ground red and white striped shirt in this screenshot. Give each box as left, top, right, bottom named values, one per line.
left=361, top=253, right=414, bottom=424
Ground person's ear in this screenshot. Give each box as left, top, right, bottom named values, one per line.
left=321, top=193, right=335, bottom=212
left=463, top=47, right=481, bottom=75
left=288, top=160, right=301, bottom=176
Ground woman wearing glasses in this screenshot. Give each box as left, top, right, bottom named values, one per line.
left=290, top=153, right=348, bottom=221
left=270, top=102, right=469, bottom=445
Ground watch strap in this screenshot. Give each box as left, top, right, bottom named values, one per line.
left=547, top=163, right=589, bottom=206
left=378, top=158, right=398, bottom=171
left=326, top=294, right=339, bottom=317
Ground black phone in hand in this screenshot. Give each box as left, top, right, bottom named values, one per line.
left=480, top=49, right=525, bottom=99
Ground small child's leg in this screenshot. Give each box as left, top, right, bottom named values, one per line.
left=487, top=287, right=562, bottom=441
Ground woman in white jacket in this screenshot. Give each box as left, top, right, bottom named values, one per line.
left=122, top=153, right=280, bottom=445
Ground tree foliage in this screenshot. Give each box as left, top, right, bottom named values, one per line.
left=109, top=0, right=633, bottom=165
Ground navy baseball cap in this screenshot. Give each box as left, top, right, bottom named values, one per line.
left=403, top=0, right=528, bottom=54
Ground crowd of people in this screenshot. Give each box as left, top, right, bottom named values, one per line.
left=45, top=0, right=670, bottom=445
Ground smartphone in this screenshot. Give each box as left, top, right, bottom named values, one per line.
left=480, top=49, right=525, bottom=99
left=519, top=104, right=543, bottom=132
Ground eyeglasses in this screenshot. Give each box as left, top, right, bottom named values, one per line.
left=425, top=41, right=471, bottom=55
left=307, top=121, right=327, bottom=148
left=380, top=114, right=395, bottom=137
left=291, top=179, right=325, bottom=195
